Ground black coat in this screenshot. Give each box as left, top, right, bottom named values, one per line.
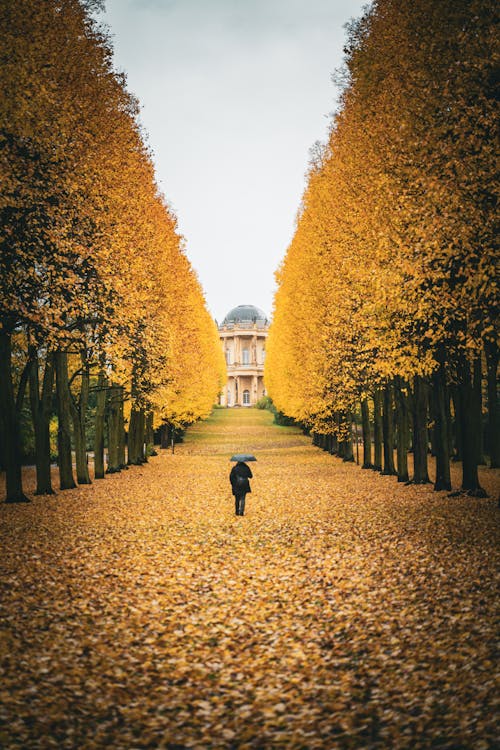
left=230, top=461, right=253, bottom=496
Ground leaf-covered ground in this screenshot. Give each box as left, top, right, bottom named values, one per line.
left=1, top=408, right=499, bottom=749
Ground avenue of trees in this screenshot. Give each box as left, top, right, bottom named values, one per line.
left=266, top=0, right=499, bottom=496
left=0, top=0, right=226, bottom=502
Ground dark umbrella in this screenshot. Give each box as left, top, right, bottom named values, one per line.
left=230, top=454, right=257, bottom=462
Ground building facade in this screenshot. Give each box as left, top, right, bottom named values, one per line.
left=218, top=305, right=269, bottom=407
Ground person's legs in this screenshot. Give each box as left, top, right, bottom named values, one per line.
left=239, top=493, right=246, bottom=516
left=235, top=495, right=239, bottom=515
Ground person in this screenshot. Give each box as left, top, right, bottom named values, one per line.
left=230, top=461, right=252, bottom=516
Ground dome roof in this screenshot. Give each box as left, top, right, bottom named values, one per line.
left=223, top=304, right=268, bottom=325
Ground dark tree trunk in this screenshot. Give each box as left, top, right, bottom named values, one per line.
left=337, top=439, right=344, bottom=458
left=138, top=408, right=146, bottom=462
left=432, top=363, right=451, bottom=492
left=394, top=378, right=409, bottom=483
left=128, top=406, right=145, bottom=465
left=485, top=340, right=499, bottom=468
left=428, top=384, right=437, bottom=457
left=450, top=385, right=462, bottom=461
left=29, top=349, right=55, bottom=495
left=160, top=422, right=169, bottom=449
left=0, top=330, right=29, bottom=502
left=145, top=411, right=156, bottom=458
left=474, top=356, right=486, bottom=465
left=107, top=384, right=122, bottom=473
left=54, top=350, right=76, bottom=490
left=341, top=413, right=354, bottom=462
left=446, top=385, right=453, bottom=458
left=381, top=383, right=396, bottom=475
left=373, top=390, right=383, bottom=472
left=412, top=376, right=430, bottom=484
left=334, top=413, right=344, bottom=459
left=146, top=413, right=156, bottom=456
left=94, top=371, right=107, bottom=479
left=459, top=357, right=486, bottom=496
left=69, top=358, right=91, bottom=485
left=330, top=430, right=338, bottom=455
left=118, top=388, right=126, bottom=468
left=360, top=398, right=372, bottom=469
left=325, top=434, right=332, bottom=454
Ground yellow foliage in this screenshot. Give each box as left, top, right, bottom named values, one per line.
left=267, top=0, right=498, bottom=429
left=0, top=0, right=223, bottom=430
left=0, top=408, right=498, bottom=747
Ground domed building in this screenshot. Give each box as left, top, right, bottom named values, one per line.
left=218, top=305, right=269, bottom=407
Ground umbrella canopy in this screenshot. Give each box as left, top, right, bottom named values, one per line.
left=230, top=454, right=257, bottom=462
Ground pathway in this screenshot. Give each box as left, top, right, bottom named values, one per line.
left=0, top=408, right=498, bottom=749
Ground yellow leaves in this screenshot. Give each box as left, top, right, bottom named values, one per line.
left=267, top=1, right=497, bottom=427
left=1, top=407, right=498, bottom=747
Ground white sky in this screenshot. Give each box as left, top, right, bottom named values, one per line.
left=99, top=0, right=367, bottom=323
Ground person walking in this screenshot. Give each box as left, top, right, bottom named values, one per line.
left=230, top=460, right=252, bottom=516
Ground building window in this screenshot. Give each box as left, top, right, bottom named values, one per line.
left=243, top=389, right=250, bottom=405
left=242, top=348, right=249, bottom=365
left=261, top=347, right=266, bottom=363
left=226, top=348, right=232, bottom=365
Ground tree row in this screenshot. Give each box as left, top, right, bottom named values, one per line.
left=266, top=0, right=498, bottom=495
left=0, top=0, right=226, bottom=502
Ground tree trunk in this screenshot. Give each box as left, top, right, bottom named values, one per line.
left=381, top=383, right=396, bottom=475
left=69, top=357, right=91, bottom=485
left=128, top=406, right=139, bottom=464
left=160, top=422, right=169, bottom=449
left=29, top=349, right=55, bottom=495
left=373, top=390, right=383, bottom=472
left=142, top=409, right=151, bottom=461
left=138, top=408, right=146, bottom=463
left=94, top=371, right=107, bottom=479
left=107, top=384, right=122, bottom=473
left=54, top=350, right=76, bottom=490
left=145, top=412, right=158, bottom=457
left=446, top=385, right=453, bottom=458
left=474, top=356, right=486, bottom=465
left=0, top=329, right=29, bottom=502
left=394, top=378, right=409, bottom=483
left=450, top=385, right=462, bottom=461
left=128, top=405, right=145, bottom=465
left=432, top=364, right=451, bottom=491
left=333, top=413, right=342, bottom=459
left=428, top=383, right=437, bottom=457
left=412, top=375, right=430, bottom=484
left=118, top=388, right=126, bottom=468
left=341, top=413, right=354, bottom=462
left=360, top=398, right=372, bottom=469
left=330, top=430, right=338, bottom=455
left=459, top=357, right=486, bottom=495
left=485, top=340, right=499, bottom=468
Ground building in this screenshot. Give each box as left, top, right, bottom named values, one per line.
left=218, top=304, right=269, bottom=407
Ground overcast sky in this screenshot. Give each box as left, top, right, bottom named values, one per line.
left=99, top=0, right=367, bottom=323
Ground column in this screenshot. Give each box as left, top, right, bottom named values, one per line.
left=252, top=375, right=258, bottom=405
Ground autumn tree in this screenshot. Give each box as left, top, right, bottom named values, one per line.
left=1, top=0, right=224, bottom=502
left=267, top=0, right=498, bottom=496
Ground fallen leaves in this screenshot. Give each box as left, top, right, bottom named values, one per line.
left=0, top=408, right=499, bottom=748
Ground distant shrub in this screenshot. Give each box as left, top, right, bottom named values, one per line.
left=257, top=396, right=297, bottom=426
left=256, top=396, right=272, bottom=410
left=271, top=408, right=296, bottom=426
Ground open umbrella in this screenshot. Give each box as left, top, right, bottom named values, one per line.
left=230, top=454, right=257, bottom=462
